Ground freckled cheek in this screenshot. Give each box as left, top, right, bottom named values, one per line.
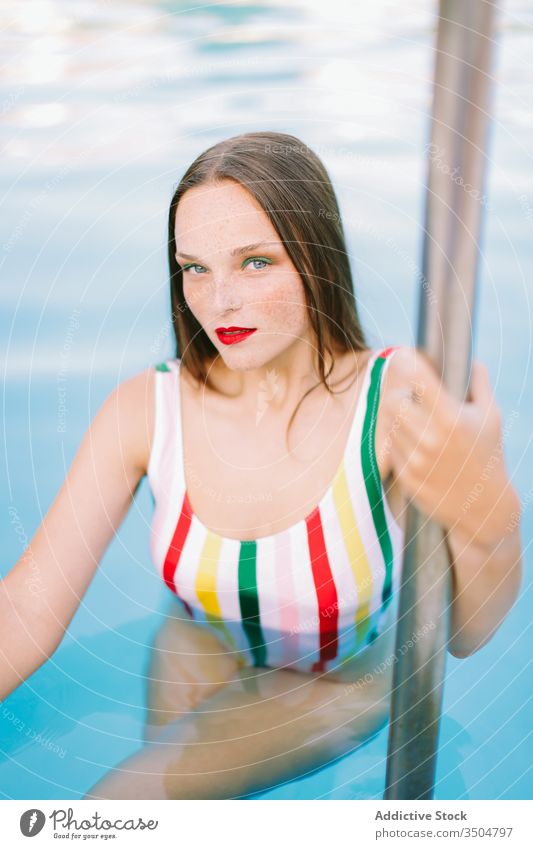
left=259, top=296, right=307, bottom=330
left=257, top=279, right=308, bottom=330
left=182, top=280, right=213, bottom=323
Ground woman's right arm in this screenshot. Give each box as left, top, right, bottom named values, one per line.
left=0, top=366, right=155, bottom=701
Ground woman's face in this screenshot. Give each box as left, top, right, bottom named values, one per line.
left=174, top=179, right=311, bottom=370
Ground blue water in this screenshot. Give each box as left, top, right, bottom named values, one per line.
left=1, top=0, right=531, bottom=800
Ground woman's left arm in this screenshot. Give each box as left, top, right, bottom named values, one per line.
left=384, top=348, right=524, bottom=659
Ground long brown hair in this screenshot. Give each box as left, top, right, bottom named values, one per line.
left=167, top=130, right=369, bottom=443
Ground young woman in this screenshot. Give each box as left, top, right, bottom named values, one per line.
left=1, top=132, right=523, bottom=800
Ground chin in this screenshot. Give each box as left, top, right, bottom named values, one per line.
left=218, top=347, right=276, bottom=372
left=220, top=355, right=266, bottom=372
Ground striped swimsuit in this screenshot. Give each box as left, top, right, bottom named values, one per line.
left=147, top=347, right=404, bottom=675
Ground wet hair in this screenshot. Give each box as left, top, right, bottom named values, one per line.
left=167, top=130, right=369, bottom=442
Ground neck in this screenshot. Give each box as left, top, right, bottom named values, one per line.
left=209, top=339, right=358, bottom=420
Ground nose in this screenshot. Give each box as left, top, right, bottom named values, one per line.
left=211, top=274, right=242, bottom=313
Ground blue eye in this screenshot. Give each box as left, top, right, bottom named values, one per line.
left=242, top=257, right=272, bottom=270
left=182, top=263, right=206, bottom=274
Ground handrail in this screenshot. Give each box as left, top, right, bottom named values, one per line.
left=383, top=0, right=499, bottom=800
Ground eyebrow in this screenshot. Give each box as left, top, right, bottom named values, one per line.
left=175, top=241, right=281, bottom=262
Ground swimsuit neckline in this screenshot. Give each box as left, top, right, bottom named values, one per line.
left=176, top=351, right=378, bottom=544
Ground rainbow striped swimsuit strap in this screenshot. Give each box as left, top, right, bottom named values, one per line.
left=361, top=346, right=400, bottom=611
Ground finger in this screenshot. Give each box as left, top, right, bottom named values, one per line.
left=466, top=360, right=496, bottom=410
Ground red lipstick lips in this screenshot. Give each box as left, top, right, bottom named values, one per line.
left=215, top=326, right=257, bottom=345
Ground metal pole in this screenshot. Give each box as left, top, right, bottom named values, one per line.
left=384, top=0, right=499, bottom=800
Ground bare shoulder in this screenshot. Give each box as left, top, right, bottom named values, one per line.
left=382, top=344, right=418, bottom=382
left=381, top=344, right=435, bottom=391
left=106, top=364, right=156, bottom=479
left=376, top=344, right=420, bottom=408
left=377, top=343, right=439, bottom=430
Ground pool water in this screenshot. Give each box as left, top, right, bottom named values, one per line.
left=1, top=0, right=531, bottom=800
